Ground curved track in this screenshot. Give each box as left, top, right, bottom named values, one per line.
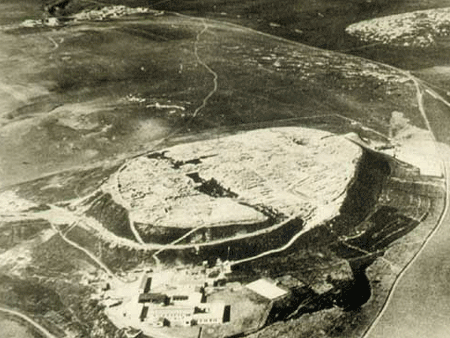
left=191, top=19, right=219, bottom=119
left=0, top=307, right=57, bottom=338
left=363, top=80, right=450, bottom=338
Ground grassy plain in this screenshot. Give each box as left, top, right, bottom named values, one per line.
left=0, top=1, right=431, bottom=187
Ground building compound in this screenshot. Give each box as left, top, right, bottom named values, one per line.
left=137, top=273, right=226, bottom=327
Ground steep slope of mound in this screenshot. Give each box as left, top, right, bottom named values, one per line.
left=85, top=192, right=134, bottom=240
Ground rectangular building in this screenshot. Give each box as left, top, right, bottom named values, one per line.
left=193, top=303, right=225, bottom=325
left=138, top=293, right=169, bottom=305
left=246, top=278, right=288, bottom=300
left=145, top=305, right=194, bottom=327
left=138, top=274, right=152, bottom=294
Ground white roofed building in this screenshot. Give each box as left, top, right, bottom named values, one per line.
left=245, top=278, right=288, bottom=301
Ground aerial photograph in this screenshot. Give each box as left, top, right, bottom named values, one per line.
left=1, top=1, right=450, bottom=337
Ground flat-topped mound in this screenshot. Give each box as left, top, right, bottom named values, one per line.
left=346, top=7, right=450, bottom=48
left=110, top=127, right=362, bottom=229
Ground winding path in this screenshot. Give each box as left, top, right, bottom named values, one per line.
left=0, top=307, right=57, bottom=338
left=46, top=36, right=59, bottom=51
left=363, top=76, right=450, bottom=338
left=128, top=213, right=145, bottom=245
left=28, top=18, right=221, bottom=271
left=152, top=225, right=205, bottom=260
left=51, top=220, right=122, bottom=284
left=229, top=215, right=310, bottom=266
left=46, top=204, right=124, bottom=284
left=191, top=19, right=219, bottom=118
left=112, top=18, right=218, bottom=246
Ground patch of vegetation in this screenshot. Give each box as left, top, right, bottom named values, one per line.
left=158, top=217, right=304, bottom=265
left=0, top=312, right=46, bottom=338
left=0, top=219, right=51, bottom=251
left=64, top=225, right=99, bottom=256
left=28, top=235, right=83, bottom=276
left=134, top=223, right=189, bottom=244
left=10, top=165, right=119, bottom=204
left=178, top=216, right=276, bottom=244
left=99, top=242, right=157, bottom=272
left=61, top=223, right=157, bottom=272
left=24, top=204, right=51, bottom=212
left=422, top=91, right=450, bottom=144
left=0, top=274, right=64, bottom=315
left=85, top=193, right=135, bottom=240
left=0, top=273, right=126, bottom=338
left=341, top=207, right=419, bottom=254
left=6, top=100, right=62, bottom=120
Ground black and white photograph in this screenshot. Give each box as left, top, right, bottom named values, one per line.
left=1, top=1, right=450, bottom=337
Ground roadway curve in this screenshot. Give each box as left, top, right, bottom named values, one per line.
left=364, top=79, right=450, bottom=337
left=0, top=306, right=58, bottom=338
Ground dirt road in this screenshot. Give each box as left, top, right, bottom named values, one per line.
left=0, top=307, right=58, bottom=338
left=365, top=83, right=450, bottom=338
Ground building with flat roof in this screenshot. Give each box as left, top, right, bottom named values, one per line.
left=136, top=272, right=226, bottom=327
left=169, top=291, right=203, bottom=305
left=138, top=275, right=152, bottom=294
left=139, top=303, right=226, bottom=327
left=138, top=293, right=169, bottom=305
left=124, top=327, right=143, bottom=338
left=145, top=305, right=194, bottom=327
left=193, top=303, right=225, bottom=325
left=245, top=278, right=288, bottom=300
left=139, top=306, right=149, bottom=322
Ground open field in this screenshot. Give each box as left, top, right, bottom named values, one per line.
left=204, top=286, right=270, bottom=337
left=0, top=219, right=51, bottom=252
left=0, top=310, right=46, bottom=338
left=145, top=0, right=450, bottom=74
left=57, top=0, right=450, bottom=49
left=0, top=1, right=433, bottom=187
left=8, top=164, right=120, bottom=204
left=85, top=193, right=134, bottom=240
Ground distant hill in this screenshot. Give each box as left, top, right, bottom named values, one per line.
left=0, top=2, right=427, bottom=187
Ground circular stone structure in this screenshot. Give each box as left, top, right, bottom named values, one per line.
left=109, top=127, right=362, bottom=237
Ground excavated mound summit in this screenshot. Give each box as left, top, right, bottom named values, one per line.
left=108, top=127, right=362, bottom=230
